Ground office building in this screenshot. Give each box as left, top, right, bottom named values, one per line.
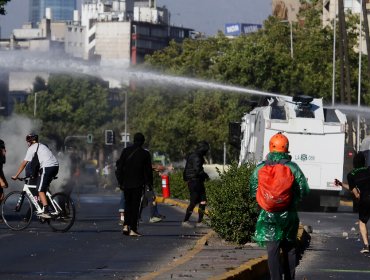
left=29, top=0, right=76, bottom=25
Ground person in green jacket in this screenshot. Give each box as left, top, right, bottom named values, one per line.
left=250, top=132, right=310, bottom=280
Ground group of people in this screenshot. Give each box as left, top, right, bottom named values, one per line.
left=4, top=131, right=370, bottom=280
left=115, top=132, right=210, bottom=236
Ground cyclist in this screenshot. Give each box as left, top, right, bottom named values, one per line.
left=11, top=133, right=59, bottom=219
left=0, top=139, right=8, bottom=203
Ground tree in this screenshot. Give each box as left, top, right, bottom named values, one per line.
left=15, top=74, right=111, bottom=151
left=0, top=0, right=11, bottom=15
left=141, top=2, right=365, bottom=162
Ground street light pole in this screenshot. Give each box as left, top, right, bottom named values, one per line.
left=289, top=21, right=293, bottom=59
left=33, top=92, right=38, bottom=117
left=332, top=0, right=337, bottom=106
left=124, top=89, right=128, bottom=148
left=281, top=20, right=293, bottom=59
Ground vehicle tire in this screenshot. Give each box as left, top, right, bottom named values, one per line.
left=47, top=192, right=76, bottom=232
left=1, top=191, right=33, bottom=230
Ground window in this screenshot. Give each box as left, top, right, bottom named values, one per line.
left=270, top=106, right=286, bottom=120
left=323, top=108, right=340, bottom=122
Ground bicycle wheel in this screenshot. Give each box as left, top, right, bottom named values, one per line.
left=47, top=192, right=75, bottom=232
left=2, top=191, right=33, bottom=230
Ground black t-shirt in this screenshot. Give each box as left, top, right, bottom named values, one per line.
left=347, top=167, right=370, bottom=197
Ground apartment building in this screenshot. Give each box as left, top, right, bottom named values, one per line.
left=65, top=0, right=192, bottom=66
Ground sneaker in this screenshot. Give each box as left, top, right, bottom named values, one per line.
left=118, top=216, right=125, bottom=226
left=129, top=230, right=142, bottom=237
left=360, top=245, right=369, bottom=254
left=122, top=225, right=129, bottom=235
left=181, top=221, right=194, bottom=228
left=195, top=222, right=206, bottom=228
left=38, top=212, right=51, bottom=219
left=149, top=216, right=162, bottom=223
left=38, top=206, right=51, bottom=219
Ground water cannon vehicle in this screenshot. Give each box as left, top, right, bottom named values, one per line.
left=230, top=95, right=347, bottom=211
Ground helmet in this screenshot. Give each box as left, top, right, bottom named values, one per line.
left=269, top=132, right=289, bottom=153
left=26, top=133, right=38, bottom=143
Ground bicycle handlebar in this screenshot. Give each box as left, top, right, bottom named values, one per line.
left=15, top=176, right=58, bottom=182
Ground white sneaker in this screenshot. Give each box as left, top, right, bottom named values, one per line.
left=181, top=221, right=194, bottom=228
left=195, top=222, right=206, bottom=228
left=149, top=216, right=162, bottom=223
left=360, top=245, right=369, bottom=254
left=122, top=225, right=129, bottom=235
left=38, top=212, right=51, bottom=219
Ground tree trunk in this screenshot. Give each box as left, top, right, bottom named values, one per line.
left=339, top=0, right=352, bottom=104
left=362, top=0, right=370, bottom=94
left=338, top=0, right=354, bottom=148
left=338, top=0, right=345, bottom=103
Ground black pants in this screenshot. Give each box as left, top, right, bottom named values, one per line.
left=184, top=179, right=207, bottom=223
left=266, top=240, right=296, bottom=280
left=124, top=187, right=143, bottom=232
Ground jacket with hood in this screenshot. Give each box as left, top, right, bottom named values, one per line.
left=183, top=142, right=209, bottom=182
left=117, top=142, right=153, bottom=189
left=250, top=152, right=310, bottom=246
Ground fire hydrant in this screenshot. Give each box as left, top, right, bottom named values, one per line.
left=161, top=174, right=170, bottom=198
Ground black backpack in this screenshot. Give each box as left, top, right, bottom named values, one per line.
left=115, top=147, right=140, bottom=190
left=29, top=144, right=40, bottom=179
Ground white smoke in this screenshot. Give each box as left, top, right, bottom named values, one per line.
left=0, top=114, right=71, bottom=193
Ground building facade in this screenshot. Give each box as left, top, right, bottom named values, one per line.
left=65, top=0, right=192, bottom=66
left=29, top=0, right=76, bottom=26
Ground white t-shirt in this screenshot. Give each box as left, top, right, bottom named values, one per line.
left=25, top=143, right=59, bottom=168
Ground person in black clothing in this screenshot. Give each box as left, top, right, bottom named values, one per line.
left=117, top=132, right=153, bottom=237
left=182, top=141, right=210, bottom=228
left=335, top=152, right=370, bottom=253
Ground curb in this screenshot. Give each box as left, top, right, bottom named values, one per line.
left=209, top=225, right=309, bottom=280
left=138, top=230, right=216, bottom=280
left=155, top=196, right=311, bottom=280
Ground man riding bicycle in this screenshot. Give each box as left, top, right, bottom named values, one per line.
left=11, top=133, right=59, bottom=219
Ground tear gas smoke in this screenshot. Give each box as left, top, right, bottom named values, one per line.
left=0, top=114, right=71, bottom=192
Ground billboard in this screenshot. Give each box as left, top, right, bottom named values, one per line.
left=224, top=23, right=262, bottom=36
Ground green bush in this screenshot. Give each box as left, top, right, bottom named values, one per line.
left=206, top=161, right=258, bottom=245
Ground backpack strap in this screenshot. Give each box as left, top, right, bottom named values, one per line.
left=264, top=158, right=290, bottom=166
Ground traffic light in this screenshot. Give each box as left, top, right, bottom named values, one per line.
left=105, top=130, right=115, bottom=145
left=87, top=134, right=93, bottom=144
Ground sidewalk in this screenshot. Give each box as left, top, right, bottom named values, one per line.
left=140, top=196, right=310, bottom=280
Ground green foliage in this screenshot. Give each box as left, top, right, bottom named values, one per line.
left=15, top=74, right=111, bottom=149
left=0, top=0, right=11, bottom=15
left=127, top=86, right=248, bottom=162
left=206, top=162, right=258, bottom=244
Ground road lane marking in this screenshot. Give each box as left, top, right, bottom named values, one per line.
left=320, top=268, right=370, bottom=273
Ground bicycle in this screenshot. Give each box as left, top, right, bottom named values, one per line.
left=1, top=176, right=76, bottom=232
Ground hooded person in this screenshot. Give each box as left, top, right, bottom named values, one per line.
left=182, top=141, right=210, bottom=228
left=117, top=132, right=153, bottom=237
left=250, top=132, right=309, bottom=280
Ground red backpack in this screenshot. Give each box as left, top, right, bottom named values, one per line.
left=256, top=159, right=294, bottom=212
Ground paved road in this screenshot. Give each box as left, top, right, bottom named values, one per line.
left=296, top=205, right=370, bottom=280
left=0, top=191, right=209, bottom=280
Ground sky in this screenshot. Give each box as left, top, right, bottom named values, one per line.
left=0, top=0, right=271, bottom=39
